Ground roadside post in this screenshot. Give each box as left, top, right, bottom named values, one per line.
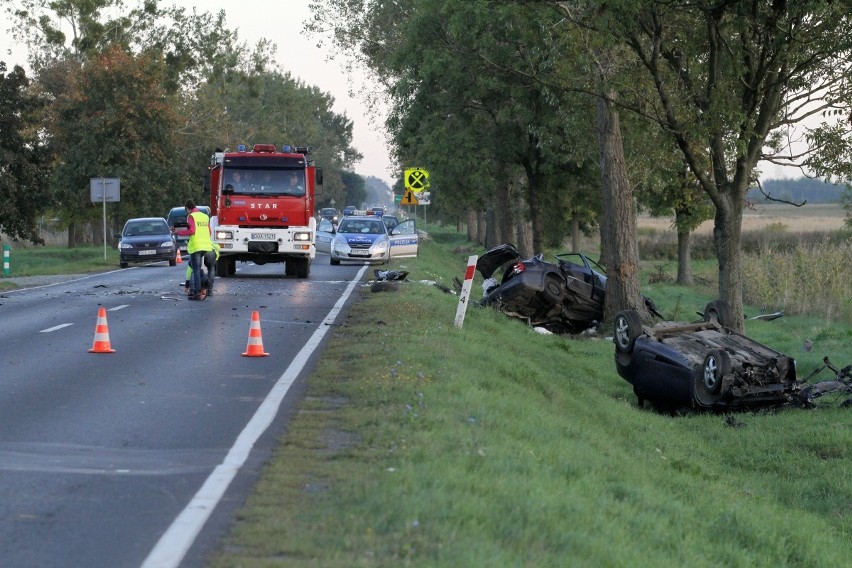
left=454, top=255, right=478, bottom=328
left=89, top=177, right=121, bottom=260
left=3, top=242, right=9, bottom=276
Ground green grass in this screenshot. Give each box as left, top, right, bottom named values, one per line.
left=0, top=245, right=118, bottom=287
left=202, top=225, right=851, bottom=567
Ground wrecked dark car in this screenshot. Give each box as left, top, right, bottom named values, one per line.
left=476, top=243, right=661, bottom=334
left=613, top=300, right=851, bottom=411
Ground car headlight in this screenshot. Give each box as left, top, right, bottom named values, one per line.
left=119, top=242, right=133, bottom=250
left=372, top=239, right=389, bottom=252
left=331, top=235, right=349, bottom=252
left=160, top=240, right=175, bottom=248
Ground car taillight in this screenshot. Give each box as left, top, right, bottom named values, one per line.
left=511, top=262, right=525, bottom=275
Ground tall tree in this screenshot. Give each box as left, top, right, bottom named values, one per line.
left=594, top=1, right=852, bottom=331
left=0, top=62, right=52, bottom=243
left=49, top=46, right=187, bottom=243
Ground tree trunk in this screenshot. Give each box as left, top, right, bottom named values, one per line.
left=485, top=205, right=498, bottom=249
left=496, top=177, right=514, bottom=245
left=465, top=209, right=477, bottom=242
left=675, top=229, right=693, bottom=285
left=476, top=210, right=487, bottom=245
left=713, top=190, right=745, bottom=331
left=571, top=215, right=580, bottom=253
left=516, top=221, right=533, bottom=259
left=595, top=74, right=647, bottom=326
left=522, top=164, right=544, bottom=254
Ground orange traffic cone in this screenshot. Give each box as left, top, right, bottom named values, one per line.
left=176, top=248, right=183, bottom=264
left=89, top=306, right=116, bottom=353
left=241, top=311, right=269, bottom=357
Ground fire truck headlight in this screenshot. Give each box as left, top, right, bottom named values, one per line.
left=215, top=230, right=233, bottom=240
left=293, top=232, right=311, bottom=242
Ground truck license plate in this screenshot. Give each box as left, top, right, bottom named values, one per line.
left=251, top=233, right=275, bottom=240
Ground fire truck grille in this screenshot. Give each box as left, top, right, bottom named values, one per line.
left=248, top=241, right=279, bottom=253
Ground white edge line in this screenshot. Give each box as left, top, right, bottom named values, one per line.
left=140, top=264, right=368, bottom=568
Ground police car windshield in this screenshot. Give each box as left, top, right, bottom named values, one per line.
left=338, top=219, right=385, bottom=234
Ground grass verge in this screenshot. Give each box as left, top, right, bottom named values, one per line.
left=208, top=226, right=852, bottom=567
left=0, top=245, right=118, bottom=288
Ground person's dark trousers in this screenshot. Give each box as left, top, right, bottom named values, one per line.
left=203, top=251, right=216, bottom=294
left=189, top=251, right=205, bottom=296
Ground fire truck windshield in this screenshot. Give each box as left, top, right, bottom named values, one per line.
left=223, top=168, right=305, bottom=196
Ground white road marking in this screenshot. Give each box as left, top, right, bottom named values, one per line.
left=140, top=264, right=368, bottom=568
left=109, top=305, right=130, bottom=311
left=40, top=324, right=73, bottom=333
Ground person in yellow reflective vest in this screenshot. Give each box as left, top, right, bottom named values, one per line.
left=173, top=199, right=212, bottom=300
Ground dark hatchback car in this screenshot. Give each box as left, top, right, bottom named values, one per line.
left=319, top=207, right=339, bottom=225
left=116, top=217, right=177, bottom=268
left=613, top=300, right=799, bottom=412
left=476, top=243, right=660, bottom=334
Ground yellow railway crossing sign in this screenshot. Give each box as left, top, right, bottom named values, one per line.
left=400, top=189, right=419, bottom=205
left=404, top=168, right=429, bottom=192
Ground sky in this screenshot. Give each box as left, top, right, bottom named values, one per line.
left=0, top=0, right=396, bottom=186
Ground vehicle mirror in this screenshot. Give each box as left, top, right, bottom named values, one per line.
left=223, top=184, right=234, bottom=195
left=315, top=167, right=323, bottom=185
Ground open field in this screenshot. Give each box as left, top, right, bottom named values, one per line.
left=638, top=203, right=848, bottom=234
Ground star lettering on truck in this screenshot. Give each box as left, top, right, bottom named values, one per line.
left=250, top=203, right=278, bottom=209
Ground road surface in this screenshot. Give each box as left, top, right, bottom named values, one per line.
left=0, top=257, right=368, bottom=567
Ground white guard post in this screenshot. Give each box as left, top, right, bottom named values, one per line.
left=454, top=255, right=478, bottom=328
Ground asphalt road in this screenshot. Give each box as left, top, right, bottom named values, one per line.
left=0, top=256, right=368, bottom=567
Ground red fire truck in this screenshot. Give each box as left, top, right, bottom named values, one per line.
left=207, top=144, right=322, bottom=278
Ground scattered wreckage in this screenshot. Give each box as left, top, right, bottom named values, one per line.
left=613, top=300, right=852, bottom=412
left=371, top=269, right=410, bottom=293
left=476, top=243, right=661, bottom=334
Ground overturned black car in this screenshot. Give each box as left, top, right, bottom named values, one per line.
left=613, top=300, right=852, bottom=412
left=476, top=243, right=661, bottom=334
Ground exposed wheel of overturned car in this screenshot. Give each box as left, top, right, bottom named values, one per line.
left=703, top=300, right=734, bottom=328
left=614, top=310, right=644, bottom=354
left=701, top=349, right=731, bottom=394
left=542, top=274, right=565, bottom=305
